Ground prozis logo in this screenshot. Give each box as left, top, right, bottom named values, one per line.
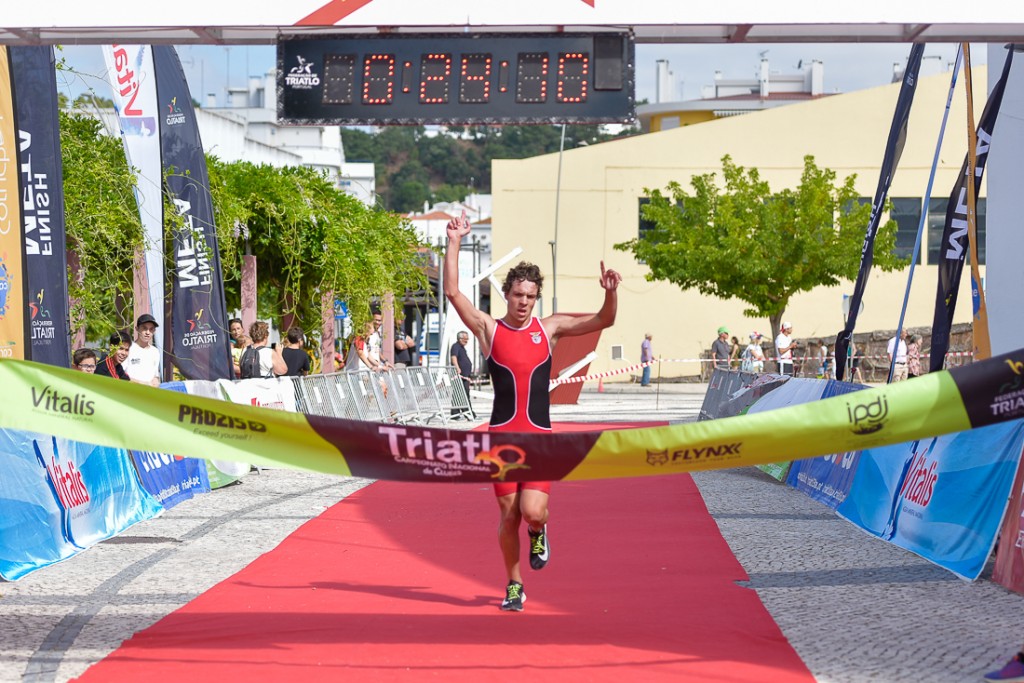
left=285, top=55, right=321, bottom=89
left=898, top=440, right=939, bottom=507
left=32, top=385, right=96, bottom=418
left=847, top=395, right=889, bottom=435
left=646, top=442, right=742, bottom=467
left=379, top=426, right=529, bottom=480
left=991, top=359, right=1024, bottom=419
left=178, top=405, right=267, bottom=435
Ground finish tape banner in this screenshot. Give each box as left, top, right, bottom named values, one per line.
left=1, top=349, right=1023, bottom=483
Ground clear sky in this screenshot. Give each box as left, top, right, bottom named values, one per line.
left=56, top=41, right=982, bottom=108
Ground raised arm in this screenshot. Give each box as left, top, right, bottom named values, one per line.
left=543, top=261, right=622, bottom=342
left=444, top=213, right=494, bottom=347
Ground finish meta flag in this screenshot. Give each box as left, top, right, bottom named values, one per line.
left=154, top=46, right=233, bottom=381
left=11, top=46, right=71, bottom=368
left=834, top=44, right=924, bottom=382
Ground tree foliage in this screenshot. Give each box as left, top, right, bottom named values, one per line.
left=614, top=155, right=907, bottom=339
left=60, top=111, right=145, bottom=340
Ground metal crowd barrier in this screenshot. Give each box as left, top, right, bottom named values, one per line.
left=288, top=366, right=473, bottom=426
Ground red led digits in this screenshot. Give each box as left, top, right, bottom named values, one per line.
left=362, top=53, right=395, bottom=104
left=516, top=53, right=549, bottom=104
left=419, top=53, right=452, bottom=104
left=459, top=54, right=492, bottom=104
left=556, top=52, right=589, bottom=103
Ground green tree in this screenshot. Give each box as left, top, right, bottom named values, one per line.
left=60, top=111, right=145, bottom=339
left=614, top=154, right=906, bottom=340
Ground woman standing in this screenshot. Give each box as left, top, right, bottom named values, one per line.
left=906, top=334, right=922, bottom=378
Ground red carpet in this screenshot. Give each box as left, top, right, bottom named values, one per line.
left=74, top=423, right=814, bottom=682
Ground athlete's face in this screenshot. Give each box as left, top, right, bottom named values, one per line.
left=506, top=279, right=538, bottom=324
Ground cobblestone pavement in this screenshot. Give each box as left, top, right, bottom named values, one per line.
left=1, top=383, right=1021, bottom=682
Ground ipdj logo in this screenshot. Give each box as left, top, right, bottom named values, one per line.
left=847, top=395, right=889, bottom=435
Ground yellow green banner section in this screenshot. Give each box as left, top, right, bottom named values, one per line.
left=1, top=351, right=1022, bottom=483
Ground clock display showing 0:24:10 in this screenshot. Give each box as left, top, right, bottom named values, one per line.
left=321, top=51, right=591, bottom=106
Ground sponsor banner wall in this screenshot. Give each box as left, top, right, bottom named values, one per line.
left=0, top=429, right=162, bottom=580
left=746, top=377, right=831, bottom=481
left=4, top=350, right=1024, bottom=486
left=102, top=45, right=164, bottom=342
left=10, top=46, right=70, bottom=367
left=154, top=46, right=233, bottom=381
left=0, top=48, right=27, bottom=361
left=993, top=457, right=1024, bottom=594
left=129, top=450, right=210, bottom=508
left=217, top=377, right=299, bottom=413
left=837, top=421, right=1024, bottom=580
left=784, top=379, right=870, bottom=507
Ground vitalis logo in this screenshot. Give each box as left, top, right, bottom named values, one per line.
left=847, top=395, right=889, bottom=435
left=379, top=426, right=530, bottom=480
left=991, top=359, right=1024, bottom=418
left=32, top=385, right=96, bottom=417
left=646, top=442, right=742, bottom=466
left=33, top=437, right=89, bottom=548
left=285, top=55, right=321, bottom=89
left=898, top=439, right=939, bottom=507
left=165, top=96, right=186, bottom=126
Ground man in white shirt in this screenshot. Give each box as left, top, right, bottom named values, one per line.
left=775, top=321, right=797, bottom=376
left=125, top=313, right=162, bottom=387
left=887, top=329, right=909, bottom=382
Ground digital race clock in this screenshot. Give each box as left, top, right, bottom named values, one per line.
left=277, top=33, right=635, bottom=125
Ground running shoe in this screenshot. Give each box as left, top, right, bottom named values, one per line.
left=500, top=581, right=526, bottom=612
left=984, top=653, right=1024, bottom=682
left=528, top=524, right=549, bottom=570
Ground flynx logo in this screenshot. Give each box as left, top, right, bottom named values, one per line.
left=32, top=385, right=96, bottom=417
left=646, top=442, right=742, bottom=466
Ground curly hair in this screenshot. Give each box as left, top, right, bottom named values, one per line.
left=502, top=261, right=544, bottom=296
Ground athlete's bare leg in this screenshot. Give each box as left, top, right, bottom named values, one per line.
left=497, top=492, right=524, bottom=583
left=519, top=489, right=549, bottom=534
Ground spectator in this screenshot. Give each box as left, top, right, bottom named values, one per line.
left=887, top=329, right=909, bottom=382
left=730, top=335, right=742, bottom=369
left=239, top=321, right=287, bottom=378
left=229, top=318, right=251, bottom=378
left=353, top=310, right=389, bottom=372
left=95, top=331, right=132, bottom=380
left=848, top=339, right=864, bottom=384
left=775, top=322, right=797, bottom=376
left=282, top=326, right=311, bottom=377
left=125, top=313, right=161, bottom=387
left=640, top=333, right=654, bottom=387
left=906, top=334, right=922, bottom=379
left=449, top=331, right=475, bottom=418
left=712, top=326, right=731, bottom=370
left=72, top=348, right=98, bottom=373
left=394, top=320, right=415, bottom=367
left=740, top=332, right=765, bottom=373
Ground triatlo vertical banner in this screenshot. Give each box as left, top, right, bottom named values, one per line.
left=834, top=44, right=925, bottom=381
left=10, top=46, right=71, bottom=368
left=0, top=47, right=27, bottom=361
left=153, top=46, right=233, bottom=381
left=928, top=49, right=1013, bottom=372
left=102, top=45, right=164, bottom=357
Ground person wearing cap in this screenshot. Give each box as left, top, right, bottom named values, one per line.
left=712, top=326, right=732, bottom=370
left=775, top=322, right=797, bottom=376
left=741, top=332, right=766, bottom=373
left=125, top=313, right=162, bottom=387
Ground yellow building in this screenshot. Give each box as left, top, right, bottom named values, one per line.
left=491, top=68, right=989, bottom=380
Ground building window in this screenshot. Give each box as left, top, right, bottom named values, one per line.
left=926, top=196, right=986, bottom=265
left=639, top=197, right=656, bottom=239
left=890, top=197, right=922, bottom=264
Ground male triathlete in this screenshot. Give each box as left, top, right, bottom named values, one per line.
left=444, top=213, right=622, bottom=611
